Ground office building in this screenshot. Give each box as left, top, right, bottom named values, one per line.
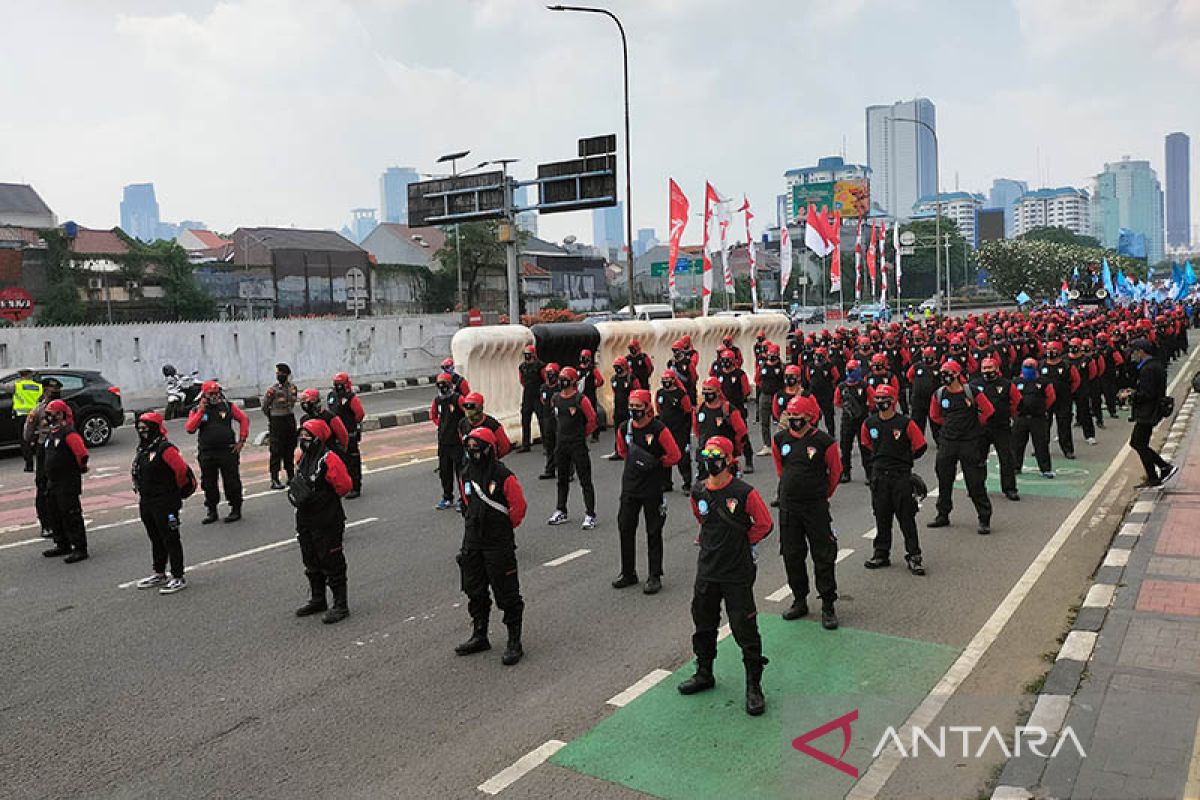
left=350, top=208, right=377, bottom=244
left=1012, top=187, right=1092, bottom=238
left=782, top=156, right=871, bottom=224
left=120, top=183, right=161, bottom=242
left=1092, top=157, right=1165, bottom=263
left=634, top=227, right=658, bottom=258
left=987, top=178, right=1028, bottom=237
left=866, top=98, right=937, bottom=218
left=592, top=202, right=624, bottom=259
left=380, top=167, right=419, bottom=225
left=912, top=192, right=985, bottom=247
left=514, top=186, right=538, bottom=237
left=1166, top=132, right=1191, bottom=249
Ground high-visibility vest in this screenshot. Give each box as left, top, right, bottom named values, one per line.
left=13, top=379, right=43, bottom=414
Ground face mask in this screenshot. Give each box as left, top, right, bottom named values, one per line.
left=614, top=367, right=625, bottom=376
left=702, top=393, right=718, bottom=403
left=437, top=384, right=451, bottom=395
left=276, top=373, right=287, bottom=384
left=1021, top=366, right=1038, bottom=380
left=444, top=365, right=456, bottom=374
left=559, top=380, right=571, bottom=391
left=788, top=418, right=808, bottom=432
left=983, top=372, right=998, bottom=382
left=628, top=348, right=638, bottom=356
left=876, top=399, right=894, bottom=412
left=467, top=447, right=488, bottom=464
left=524, top=354, right=533, bottom=361
left=847, top=370, right=862, bottom=383
left=630, top=408, right=646, bottom=421
left=333, top=383, right=346, bottom=394
left=301, top=403, right=318, bottom=416
left=205, top=393, right=221, bottom=405
left=299, top=438, right=312, bottom=452
left=940, top=373, right=955, bottom=386
left=137, top=426, right=155, bottom=442
left=661, top=381, right=672, bottom=390
left=784, top=376, right=798, bottom=387
left=720, top=359, right=732, bottom=369
left=702, top=458, right=727, bottom=477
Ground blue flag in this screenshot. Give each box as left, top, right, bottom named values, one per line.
left=1176, top=261, right=1197, bottom=301
left=1015, top=291, right=1031, bottom=306
left=1101, top=259, right=1115, bottom=295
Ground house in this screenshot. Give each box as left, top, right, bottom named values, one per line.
left=0, top=184, right=57, bottom=228
left=520, top=236, right=610, bottom=312
left=0, top=227, right=47, bottom=298
left=360, top=223, right=446, bottom=267
left=176, top=228, right=232, bottom=262
left=519, top=261, right=554, bottom=314
left=231, top=226, right=372, bottom=317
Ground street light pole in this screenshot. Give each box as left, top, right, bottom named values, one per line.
left=891, top=116, right=942, bottom=313
left=547, top=4, right=635, bottom=316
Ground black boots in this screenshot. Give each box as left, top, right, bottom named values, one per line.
left=42, top=546, right=72, bottom=558
left=677, top=659, right=716, bottom=695
left=322, top=584, right=349, bottom=624
left=295, top=574, right=328, bottom=617
left=224, top=506, right=242, bottom=523
left=201, top=506, right=219, bottom=525
left=456, top=619, right=492, bottom=655
left=744, top=657, right=768, bottom=716
left=64, top=550, right=88, bottom=564
left=821, top=602, right=839, bottom=630
left=928, top=515, right=950, bottom=528
left=501, top=622, right=523, bottom=666
left=782, top=598, right=809, bottom=620
left=270, top=476, right=286, bottom=490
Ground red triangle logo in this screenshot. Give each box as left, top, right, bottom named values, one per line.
left=791, top=709, right=859, bottom=779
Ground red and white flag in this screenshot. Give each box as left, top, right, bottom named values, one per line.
left=743, top=196, right=758, bottom=312
left=702, top=182, right=720, bottom=315
left=854, top=218, right=863, bottom=301
left=667, top=178, right=689, bottom=299
left=829, top=211, right=842, bottom=293
left=893, top=221, right=902, bottom=299
left=866, top=223, right=878, bottom=295
left=716, top=191, right=734, bottom=295
left=779, top=224, right=793, bottom=300
left=877, top=221, right=887, bottom=298
left=804, top=203, right=836, bottom=257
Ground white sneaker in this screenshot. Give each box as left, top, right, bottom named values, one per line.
left=757, top=446, right=771, bottom=457
left=547, top=510, right=569, bottom=526
left=581, top=514, right=597, bottom=530
left=136, top=573, right=168, bottom=590
left=159, top=577, right=188, bottom=595
left=1086, top=437, right=1097, bottom=445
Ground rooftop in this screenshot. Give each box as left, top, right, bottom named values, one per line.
left=67, top=227, right=130, bottom=255
left=0, top=183, right=53, bottom=216
left=784, top=156, right=870, bottom=178
left=1017, top=187, right=1090, bottom=201
left=182, top=229, right=232, bottom=249
left=236, top=226, right=363, bottom=252
left=367, top=222, right=447, bottom=253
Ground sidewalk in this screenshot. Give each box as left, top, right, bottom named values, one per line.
left=994, top=387, right=1200, bottom=800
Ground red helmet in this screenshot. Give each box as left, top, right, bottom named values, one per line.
left=436, top=372, right=455, bottom=385
left=702, top=435, right=735, bottom=461
left=680, top=335, right=692, bottom=347
left=922, top=346, right=937, bottom=358
left=949, top=334, right=965, bottom=346
left=784, top=364, right=802, bottom=377
left=558, top=366, right=579, bottom=382
left=1068, top=337, right=1083, bottom=348
left=981, top=357, right=999, bottom=371
left=333, top=371, right=350, bottom=386
left=941, top=360, right=963, bottom=376
left=462, top=392, right=484, bottom=408
left=815, top=346, right=829, bottom=355
left=870, top=353, right=888, bottom=368
left=580, top=349, right=593, bottom=360
left=300, top=418, right=331, bottom=442
left=701, top=376, right=722, bottom=392
left=544, top=362, right=560, bottom=376
left=661, top=369, right=677, bottom=383
left=755, top=329, right=766, bottom=339
left=1046, top=341, right=1063, bottom=355
left=719, top=349, right=735, bottom=360
left=845, top=359, right=861, bottom=372
left=136, top=411, right=166, bottom=436
left=201, top=380, right=222, bottom=395
left=629, top=389, right=653, bottom=407
left=441, top=357, right=454, bottom=369
left=299, top=387, right=321, bottom=404
left=524, top=344, right=537, bottom=355
left=786, top=394, right=821, bottom=424
left=613, top=355, right=629, bottom=368
left=873, top=383, right=898, bottom=401
left=629, top=338, right=641, bottom=350
left=465, top=426, right=497, bottom=451
left=766, top=343, right=780, bottom=355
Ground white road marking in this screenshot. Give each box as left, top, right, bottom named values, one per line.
left=766, top=548, right=857, bottom=604
left=716, top=623, right=732, bottom=641
left=862, top=527, right=877, bottom=540
left=1132, top=499, right=1155, bottom=514
left=477, top=739, right=567, bottom=795
left=606, top=669, right=672, bottom=707
left=0, top=537, right=44, bottom=551
left=846, top=346, right=1200, bottom=800
left=1119, top=522, right=1144, bottom=538
left=836, top=547, right=855, bottom=563
left=542, top=548, right=591, bottom=567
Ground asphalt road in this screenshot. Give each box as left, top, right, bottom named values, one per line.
left=0, top=348, right=1193, bottom=800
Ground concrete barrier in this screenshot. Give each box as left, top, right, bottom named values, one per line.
left=451, top=324, right=534, bottom=431
left=594, top=320, right=655, bottom=421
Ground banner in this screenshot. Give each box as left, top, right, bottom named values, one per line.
left=877, top=221, right=887, bottom=299
left=893, top=222, right=902, bottom=299
left=854, top=218, right=863, bottom=301
left=804, top=203, right=835, bottom=256
left=829, top=211, right=842, bottom=293
left=702, top=182, right=718, bottom=315
left=744, top=196, right=758, bottom=312
left=716, top=189, right=734, bottom=295
left=866, top=223, right=877, bottom=295
left=667, top=179, right=689, bottom=299
left=779, top=224, right=793, bottom=301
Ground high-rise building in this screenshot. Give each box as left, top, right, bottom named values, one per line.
left=1011, top=187, right=1091, bottom=238
left=120, top=183, right=161, bottom=242
left=514, top=186, right=538, bottom=237
left=350, top=208, right=377, bottom=244
left=380, top=167, right=419, bottom=224
left=634, top=227, right=658, bottom=258
left=913, top=192, right=985, bottom=247
left=1092, top=157, right=1165, bottom=264
left=866, top=98, right=937, bottom=218
left=987, top=178, right=1028, bottom=237
left=592, top=202, right=624, bottom=258
left=1166, top=132, right=1191, bottom=249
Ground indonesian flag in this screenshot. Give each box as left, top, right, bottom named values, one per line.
left=717, top=193, right=734, bottom=295
left=779, top=224, right=793, bottom=299
left=893, top=221, right=902, bottom=298
left=829, top=211, right=842, bottom=293
left=877, top=221, right=887, bottom=298
left=854, top=218, right=863, bottom=300
left=804, top=203, right=836, bottom=257
left=667, top=179, right=689, bottom=299
left=743, top=196, right=758, bottom=312
left=702, top=182, right=720, bottom=315
left=866, top=223, right=878, bottom=293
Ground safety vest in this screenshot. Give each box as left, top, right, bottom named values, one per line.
left=13, top=379, right=43, bottom=414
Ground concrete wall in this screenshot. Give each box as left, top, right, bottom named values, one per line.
left=0, top=314, right=460, bottom=404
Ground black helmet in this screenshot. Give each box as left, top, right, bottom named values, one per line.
left=910, top=474, right=929, bottom=503
left=162, top=364, right=176, bottom=377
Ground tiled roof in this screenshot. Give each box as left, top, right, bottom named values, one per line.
left=521, top=261, right=550, bottom=277
left=187, top=229, right=231, bottom=248
left=370, top=223, right=447, bottom=252
left=0, top=183, right=53, bottom=215
left=68, top=227, right=130, bottom=255
left=0, top=227, right=40, bottom=245
left=237, top=226, right=363, bottom=252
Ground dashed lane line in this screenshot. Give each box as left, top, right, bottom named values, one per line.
left=606, top=669, right=673, bottom=707
left=765, top=548, right=857, bottom=603
left=477, top=740, right=567, bottom=795
left=542, top=549, right=591, bottom=568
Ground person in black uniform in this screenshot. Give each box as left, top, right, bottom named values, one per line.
left=771, top=393, right=842, bottom=629
left=861, top=384, right=929, bottom=575
left=1120, top=338, right=1179, bottom=489
left=1066, top=337, right=1098, bottom=446
left=693, top=377, right=749, bottom=484
left=678, top=435, right=774, bottom=717
left=802, top=347, right=840, bottom=436
left=457, top=392, right=512, bottom=458
left=1011, top=358, right=1058, bottom=479
left=627, top=338, right=655, bottom=390
left=132, top=412, right=194, bottom=594
left=289, top=419, right=354, bottom=624
left=613, top=390, right=682, bottom=594
left=328, top=372, right=366, bottom=498
left=755, top=343, right=785, bottom=454
left=906, top=347, right=940, bottom=439
left=454, top=427, right=529, bottom=665
left=716, top=349, right=755, bottom=472
left=604, top=356, right=640, bottom=461
left=1040, top=341, right=1081, bottom=459
left=974, top=357, right=1022, bottom=501
left=655, top=369, right=694, bottom=492
left=547, top=367, right=599, bottom=530
left=518, top=345, right=544, bottom=453
left=185, top=381, right=249, bottom=524
left=537, top=363, right=560, bottom=480
left=431, top=373, right=465, bottom=510
left=299, top=388, right=349, bottom=456
left=39, top=400, right=90, bottom=563
left=927, top=360, right=996, bottom=535
left=834, top=360, right=871, bottom=483
left=578, top=349, right=605, bottom=442
left=24, top=377, right=63, bottom=540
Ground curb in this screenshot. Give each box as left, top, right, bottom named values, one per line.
left=992, top=388, right=1197, bottom=799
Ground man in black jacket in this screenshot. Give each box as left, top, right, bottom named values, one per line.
left=1119, top=338, right=1179, bottom=489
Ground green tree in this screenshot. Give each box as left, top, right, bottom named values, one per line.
left=1017, top=225, right=1102, bottom=249
left=141, top=240, right=216, bottom=320
left=433, top=221, right=527, bottom=311
left=886, top=217, right=972, bottom=299
left=36, top=228, right=85, bottom=326
left=977, top=239, right=1147, bottom=301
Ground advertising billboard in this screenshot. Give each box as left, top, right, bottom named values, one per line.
left=792, top=179, right=870, bottom=219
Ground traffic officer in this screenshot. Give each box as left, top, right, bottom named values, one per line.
left=185, top=380, right=249, bottom=524
left=578, top=349, right=604, bottom=442
left=771, top=394, right=842, bottom=629
left=834, top=360, right=872, bottom=483
left=458, top=392, right=512, bottom=458
left=613, top=389, right=682, bottom=594
left=655, top=369, right=694, bottom=492
left=861, top=384, right=929, bottom=575
left=40, top=399, right=90, bottom=563
left=328, top=372, right=366, bottom=498
left=1011, top=357, right=1058, bottom=479
left=12, top=368, right=42, bottom=472
left=299, top=388, right=349, bottom=454
left=289, top=419, right=354, bottom=624
left=24, top=377, right=62, bottom=538
left=693, top=377, right=748, bottom=483
left=975, top=357, right=1022, bottom=501
left=518, top=345, right=544, bottom=452
left=263, top=362, right=299, bottom=489
left=715, top=348, right=754, bottom=472
left=454, top=427, right=528, bottom=666
left=1040, top=341, right=1081, bottom=459
left=755, top=343, right=784, bottom=455
left=537, top=363, right=561, bottom=480
left=431, top=372, right=466, bottom=510
left=131, top=412, right=194, bottom=595
left=928, top=360, right=995, bottom=534
left=604, top=356, right=641, bottom=461
left=678, top=435, right=774, bottom=717
left=547, top=366, right=599, bottom=530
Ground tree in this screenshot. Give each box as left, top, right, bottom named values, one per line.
left=140, top=240, right=216, bottom=320
left=1017, top=225, right=1101, bottom=249
left=432, top=221, right=528, bottom=311
left=886, top=217, right=972, bottom=300
left=36, top=228, right=85, bottom=326
left=976, top=239, right=1147, bottom=301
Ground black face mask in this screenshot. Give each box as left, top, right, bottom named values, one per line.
left=702, top=393, right=718, bottom=403
left=614, top=368, right=625, bottom=376
left=876, top=399, right=894, bottom=412
left=559, top=380, right=571, bottom=391
left=630, top=408, right=646, bottom=421
left=437, top=384, right=452, bottom=395
left=467, top=446, right=489, bottom=464
left=333, top=383, right=346, bottom=394
left=720, top=359, right=732, bottom=369
left=137, top=427, right=156, bottom=443
left=661, top=380, right=672, bottom=390
left=784, top=376, right=798, bottom=386
left=702, top=457, right=727, bottom=477
left=301, top=402, right=318, bottom=416
left=788, top=418, right=807, bottom=432
left=940, top=373, right=955, bottom=386
left=299, top=438, right=313, bottom=452
left=523, top=354, right=533, bottom=361
left=276, top=373, right=288, bottom=384
left=983, top=372, right=999, bottom=382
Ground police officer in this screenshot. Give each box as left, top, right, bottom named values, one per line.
left=693, top=377, right=749, bottom=483
left=771, top=394, right=842, bottom=629
left=24, top=377, right=62, bottom=538
left=975, top=357, right=1022, bottom=501
left=678, top=435, right=774, bottom=717
left=328, top=372, right=365, bottom=498
left=186, top=380, right=249, bottom=524
left=454, top=427, right=528, bottom=665
left=605, top=356, right=641, bottom=461
left=655, top=369, right=694, bottom=492
left=40, top=399, right=90, bottom=562
left=613, top=390, right=682, bottom=594
left=12, top=369, right=42, bottom=472
left=834, top=360, right=871, bottom=483
left=263, top=362, right=299, bottom=489
left=928, top=361, right=995, bottom=535
left=289, top=419, right=354, bottom=624
left=537, top=363, right=561, bottom=480
left=132, top=412, right=194, bottom=595
left=1011, top=357, right=1057, bottom=479
left=299, top=388, right=349, bottom=454
left=862, top=384, right=929, bottom=575
left=458, top=392, right=512, bottom=458
left=518, top=345, right=544, bottom=452
left=432, top=372, right=465, bottom=510
left=547, top=367, right=598, bottom=529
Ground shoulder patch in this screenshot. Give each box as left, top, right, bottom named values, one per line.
left=697, top=498, right=709, bottom=515
left=780, top=443, right=792, bottom=457
left=869, top=427, right=879, bottom=439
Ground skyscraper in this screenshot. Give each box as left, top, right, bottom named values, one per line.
left=380, top=167, right=419, bottom=224
left=1092, top=157, right=1165, bottom=264
left=866, top=98, right=937, bottom=218
left=120, top=183, right=160, bottom=242
left=350, top=208, right=377, bottom=244
left=1166, top=132, right=1191, bottom=249
left=592, top=202, right=624, bottom=258
left=514, top=186, right=538, bottom=237
left=633, top=227, right=658, bottom=258
left=987, top=178, right=1028, bottom=238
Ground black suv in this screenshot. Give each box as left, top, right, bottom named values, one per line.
left=0, top=369, right=125, bottom=448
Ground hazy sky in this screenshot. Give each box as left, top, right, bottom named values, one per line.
left=3, top=0, right=1198, bottom=248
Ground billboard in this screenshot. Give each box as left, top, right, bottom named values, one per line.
left=792, top=179, right=869, bottom=219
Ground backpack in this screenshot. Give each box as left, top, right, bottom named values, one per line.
left=180, top=462, right=199, bottom=499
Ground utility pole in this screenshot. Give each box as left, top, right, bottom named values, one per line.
left=495, top=159, right=521, bottom=325
left=944, top=233, right=952, bottom=312
left=892, top=116, right=941, bottom=314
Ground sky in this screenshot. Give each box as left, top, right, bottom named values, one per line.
left=3, top=0, right=1199, bottom=249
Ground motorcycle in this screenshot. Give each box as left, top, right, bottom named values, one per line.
left=163, top=364, right=202, bottom=419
